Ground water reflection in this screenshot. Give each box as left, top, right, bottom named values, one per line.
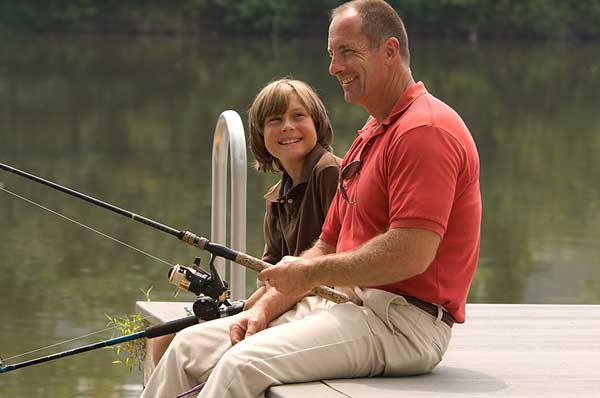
left=0, top=34, right=599, bottom=397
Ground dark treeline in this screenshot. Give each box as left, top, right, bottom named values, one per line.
left=1, top=0, right=600, bottom=40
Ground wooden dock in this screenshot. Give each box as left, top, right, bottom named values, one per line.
left=136, top=302, right=600, bottom=397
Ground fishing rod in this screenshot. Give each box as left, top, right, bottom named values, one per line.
left=0, top=292, right=245, bottom=375
left=0, top=315, right=199, bottom=374
left=0, top=162, right=350, bottom=304
left=0, top=239, right=243, bottom=374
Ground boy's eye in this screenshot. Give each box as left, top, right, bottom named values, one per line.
left=266, top=116, right=281, bottom=124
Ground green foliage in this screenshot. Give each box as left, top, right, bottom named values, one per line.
left=212, top=0, right=340, bottom=36
left=215, top=0, right=298, bottom=35
left=393, top=0, right=585, bottom=38
left=1, top=0, right=599, bottom=39
left=105, top=313, right=146, bottom=372
left=104, top=288, right=152, bottom=372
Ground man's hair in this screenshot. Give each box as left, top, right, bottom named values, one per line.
left=248, top=78, right=334, bottom=173
left=331, top=0, right=410, bottom=64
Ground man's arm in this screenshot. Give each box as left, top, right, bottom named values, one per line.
left=258, top=228, right=440, bottom=296
left=229, top=239, right=336, bottom=344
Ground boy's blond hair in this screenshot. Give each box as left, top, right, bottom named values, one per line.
left=248, top=78, right=334, bottom=173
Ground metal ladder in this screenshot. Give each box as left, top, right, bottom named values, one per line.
left=211, top=110, right=247, bottom=301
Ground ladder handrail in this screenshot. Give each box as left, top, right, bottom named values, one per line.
left=211, top=110, right=247, bottom=301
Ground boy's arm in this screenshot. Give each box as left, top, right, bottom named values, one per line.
left=230, top=286, right=305, bottom=345
left=242, top=286, right=266, bottom=310
left=301, top=239, right=336, bottom=258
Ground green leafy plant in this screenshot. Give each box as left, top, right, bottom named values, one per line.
left=105, top=287, right=153, bottom=372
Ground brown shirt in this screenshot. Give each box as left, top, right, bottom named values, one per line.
left=262, top=144, right=341, bottom=264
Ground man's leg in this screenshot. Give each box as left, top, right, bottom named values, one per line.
left=199, top=294, right=451, bottom=398
left=199, top=300, right=385, bottom=398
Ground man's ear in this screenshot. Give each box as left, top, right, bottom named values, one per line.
left=384, top=37, right=400, bottom=63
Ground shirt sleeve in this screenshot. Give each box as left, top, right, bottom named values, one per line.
left=261, top=201, right=281, bottom=265
left=386, top=126, right=463, bottom=237
left=317, top=164, right=340, bottom=218
left=319, top=191, right=341, bottom=247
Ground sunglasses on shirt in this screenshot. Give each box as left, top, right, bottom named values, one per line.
left=338, top=159, right=362, bottom=204
left=338, top=126, right=380, bottom=204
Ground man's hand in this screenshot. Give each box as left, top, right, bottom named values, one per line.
left=258, top=256, right=316, bottom=296
left=229, top=309, right=268, bottom=345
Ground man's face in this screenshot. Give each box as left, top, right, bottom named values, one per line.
left=327, top=12, right=386, bottom=109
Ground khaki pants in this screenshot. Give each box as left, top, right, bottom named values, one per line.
left=140, top=288, right=452, bottom=398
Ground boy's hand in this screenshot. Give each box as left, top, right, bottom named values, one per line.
left=229, top=309, right=268, bottom=345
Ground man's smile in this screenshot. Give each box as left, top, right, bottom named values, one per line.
left=341, top=76, right=358, bottom=85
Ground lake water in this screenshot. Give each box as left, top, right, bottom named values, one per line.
left=1, top=34, right=599, bottom=397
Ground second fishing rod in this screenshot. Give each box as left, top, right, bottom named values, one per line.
left=0, top=162, right=350, bottom=304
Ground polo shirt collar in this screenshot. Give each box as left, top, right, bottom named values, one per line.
left=358, top=81, right=427, bottom=139
left=264, top=144, right=328, bottom=202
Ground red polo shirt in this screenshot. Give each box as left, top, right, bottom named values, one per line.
left=321, top=82, right=481, bottom=323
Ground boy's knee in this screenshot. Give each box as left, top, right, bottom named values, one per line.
left=168, top=323, right=213, bottom=354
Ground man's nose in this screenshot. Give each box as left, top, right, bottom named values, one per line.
left=329, top=55, right=342, bottom=76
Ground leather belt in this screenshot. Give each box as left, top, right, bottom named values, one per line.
left=404, top=296, right=454, bottom=328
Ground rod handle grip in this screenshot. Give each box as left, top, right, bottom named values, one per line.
left=234, top=252, right=353, bottom=304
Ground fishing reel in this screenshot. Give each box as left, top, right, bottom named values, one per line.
left=168, top=255, right=244, bottom=321
left=169, top=256, right=228, bottom=301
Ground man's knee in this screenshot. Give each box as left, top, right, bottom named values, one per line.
left=216, top=336, right=279, bottom=380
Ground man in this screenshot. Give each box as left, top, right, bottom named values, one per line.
left=140, top=1, right=481, bottom=397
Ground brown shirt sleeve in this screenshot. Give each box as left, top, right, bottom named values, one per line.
left=316, top=162, right=340, bottom=220
left=261, top=200, right=282, bottom=265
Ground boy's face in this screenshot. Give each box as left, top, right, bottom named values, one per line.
left=263, top=94, right=318, bottom=179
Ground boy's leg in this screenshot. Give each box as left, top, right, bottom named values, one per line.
left=140, top=314, right=239, bottom=398
left=140, top=296, right=334, bottom=398
left=150, top=333, right=175, bottom=367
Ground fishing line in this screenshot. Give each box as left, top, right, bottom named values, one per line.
left=0, top=185, right=189, bottom=366
left=0, top=185, right=174, bottom=268
left=1, top=162, right=351, bottom=305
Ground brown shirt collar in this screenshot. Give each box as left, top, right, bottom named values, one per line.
left=264, top=144, right=330, bottom=203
